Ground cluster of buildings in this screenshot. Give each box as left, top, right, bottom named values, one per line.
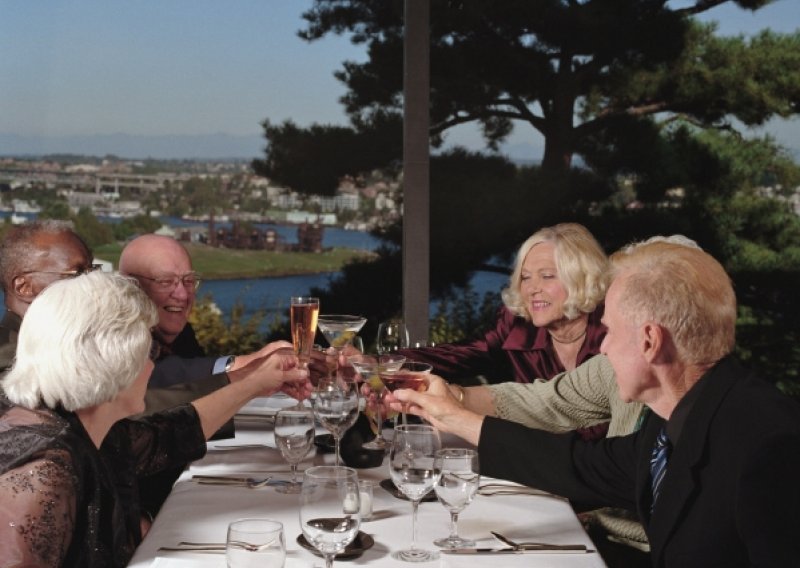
left=0, top=157, right=403, bottom=231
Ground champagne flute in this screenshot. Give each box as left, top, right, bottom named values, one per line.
left=389, top=424, right=442, bottom=562
left=290, top=297, right=319, bottom=370
left=312, top=375, right=360, bottom=466
left=433, top=448, right=480, bottom=548
left=376, top=321, right=409, bottom=354
left=379, top=361, right=433, bottom=425
left=350, top=354, right=406, bottom=450
left=273, top=407, right=315, bottom=494
left=300, top=466, right=361, bottom=568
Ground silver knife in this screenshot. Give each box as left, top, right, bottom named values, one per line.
left=442, top=545, right=592, bottom=554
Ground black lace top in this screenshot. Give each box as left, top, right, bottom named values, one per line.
left=0, top=398, right=206, bottom=567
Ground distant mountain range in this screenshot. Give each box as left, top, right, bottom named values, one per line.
left=0, top=132, right=266, bottom=161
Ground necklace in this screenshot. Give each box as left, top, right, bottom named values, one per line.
left=549, top=329, right=587, bottom=345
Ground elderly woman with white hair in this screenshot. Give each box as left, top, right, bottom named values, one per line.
left=0, top=271, right=308, bottom=567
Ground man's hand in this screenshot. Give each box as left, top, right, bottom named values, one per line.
left=230, top=340, right=294, bottom=371
left=386, top=374, right=484, bottom=446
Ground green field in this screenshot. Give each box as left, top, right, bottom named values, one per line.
left=93, top=242, right=376, bottom=279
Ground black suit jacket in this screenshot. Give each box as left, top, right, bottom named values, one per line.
left=479, top=357, right=800, bottom=568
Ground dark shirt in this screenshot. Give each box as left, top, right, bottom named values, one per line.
left=0, top=399, right=206, bottom=567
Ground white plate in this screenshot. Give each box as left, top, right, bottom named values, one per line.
left=236, top=396, right=309, bottom=417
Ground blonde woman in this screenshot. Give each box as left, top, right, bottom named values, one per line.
left=400, top=222, right=609, bottom=383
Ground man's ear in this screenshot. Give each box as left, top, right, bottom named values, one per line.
left=640, top=322, right=665, bottom=364
left=11, top=274, right=36, bottom=302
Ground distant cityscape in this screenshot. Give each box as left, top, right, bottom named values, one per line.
left=0, top=155, right=403, bottom=231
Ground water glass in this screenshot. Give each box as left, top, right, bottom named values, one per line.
left=376, top=321, right=409, bottom=354
left=313, top=375, right=360, bottom=466
left=433, top=448, right=480, bottom=548
left=274, top=407, right=315, bottom=493
left=299, top=466, right=361, bottom=568
left=389, top=424, right=442, bottom=562
left=226, top=518, right=285, bottom=568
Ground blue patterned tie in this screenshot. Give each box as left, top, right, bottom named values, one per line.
left=650, top=426, right=671, bottom=513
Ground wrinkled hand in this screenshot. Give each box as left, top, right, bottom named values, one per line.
left=231, top=347, right=310, bottom=398
left=386, top=374, right=484, bottom=445
left=232, top=340, right=294, bottom=371
left=308, top=347, right=336, bottom=386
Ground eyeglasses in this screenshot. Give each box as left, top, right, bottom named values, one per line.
left=21, top=264, right=103, bottom=279
left=130, top=272, right=202, bottom=291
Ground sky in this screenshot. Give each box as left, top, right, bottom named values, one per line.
left=1, top=0, right=798, bottom=160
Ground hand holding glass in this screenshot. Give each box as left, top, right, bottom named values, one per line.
left=226, top=518, right=286, bottom=568
left=389, top=424, right=442, bottom=562
left=350, top=354, right=405, bottom=450
left=433, top=448, right=480, bottom=548
left=273, top=408, right=315, bottom=493
left=299, top=466, right=361, bottom=568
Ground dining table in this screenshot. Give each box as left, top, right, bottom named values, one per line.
left=127, top=395, right=607, bottom=568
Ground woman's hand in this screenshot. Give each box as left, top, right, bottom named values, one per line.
left=229, top=348, right=310, bottom=398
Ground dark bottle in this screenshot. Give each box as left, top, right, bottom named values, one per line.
left=340, top=413, right=385, bottom=469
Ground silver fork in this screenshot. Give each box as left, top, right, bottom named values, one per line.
left=191, top=474, right=277, bottom=488
left=490, top=531, right=588, bottom=551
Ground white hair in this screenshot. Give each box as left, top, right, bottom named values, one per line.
left=2, top=271, right=158, bottom=411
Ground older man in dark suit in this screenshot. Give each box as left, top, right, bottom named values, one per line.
left=393, top=240, right=800, bottom=567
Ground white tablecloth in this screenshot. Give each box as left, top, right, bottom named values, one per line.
left=127, top=398, right=607, bottom=568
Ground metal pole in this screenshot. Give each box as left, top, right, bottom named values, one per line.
left=402, top=0, right=430, bottom=343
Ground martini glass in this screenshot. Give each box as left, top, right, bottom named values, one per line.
left=317, top=315, right=367, bottom=377
left=350, top=354, right=406, bottom=450
left=379, top=361, right=433, bottom=426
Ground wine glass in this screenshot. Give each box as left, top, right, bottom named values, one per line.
left=379, top=361, right=433, bottom=425
left=433, top=448, right=480, bottom=548
left=376, top=321, right=409, bottom=354
left=290, top=296, right=319, bottom=370
left=273, top=407, right=315, bottom=494
left=389, top=424, right=442, bottom=562
left=226, top=518, right=286, bottom=568
left=317, top=315, right=367, bottom=376
left=300, top=466, right=361, bottom=568
left=350, top=354, right=406, bottom=450
left=312, top=375, right=360, bottom=466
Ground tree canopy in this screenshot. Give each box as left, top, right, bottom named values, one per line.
left=295, top=0, right=798, bottom=177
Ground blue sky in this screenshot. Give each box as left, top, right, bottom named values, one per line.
left=1, top=0, right=798, bottom=159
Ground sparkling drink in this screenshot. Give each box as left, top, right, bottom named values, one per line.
left=291, top=298, right=319, bottom=365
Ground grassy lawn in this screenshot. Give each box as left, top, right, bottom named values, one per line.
left=93, top=242, right=375, bottom=279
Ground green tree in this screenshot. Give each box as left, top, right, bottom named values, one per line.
left=72, top=208, right=114, bottom=248
left=112, top=214, right=163, bottom=241
left=297, top=0, right=798, bottom=179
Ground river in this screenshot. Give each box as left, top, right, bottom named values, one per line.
left=0, top=213, right=511, bottom=325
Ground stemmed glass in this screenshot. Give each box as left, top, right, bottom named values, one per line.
left=379, top=361, right=433, bottom=425
left=318, top=315, right=367, bottom=376
left=350, top=354, right=406, bottom=450
left=389, top=424, right=442, bottom=562
left=273, top=407, right=315, bottom=493
left=299, top=466, right=361, bottom=568
left=312, top=375, right=360, bottom=466
left=290, top=297, right=319, bottom=371
left=433, top=448, right=480, bottom=548
left=376, top=321, right=409, bottom=354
